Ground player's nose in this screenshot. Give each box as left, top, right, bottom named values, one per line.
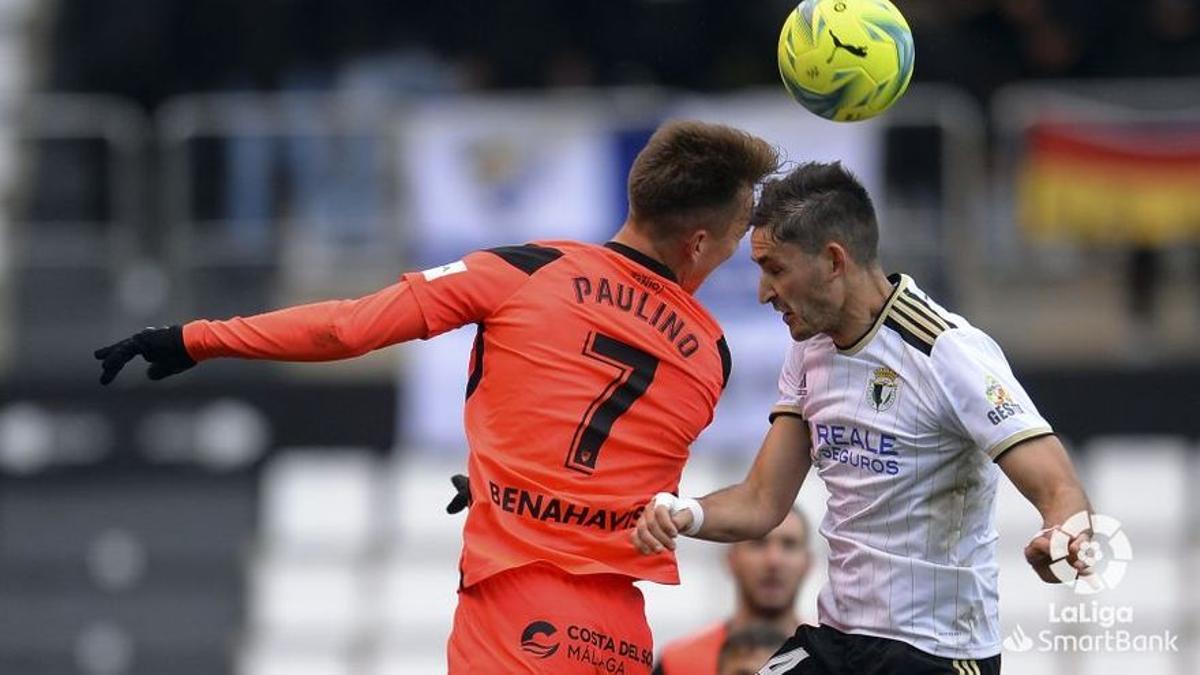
left=757, top=277, right=774, bottom=305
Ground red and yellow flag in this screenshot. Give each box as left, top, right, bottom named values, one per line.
left=1018, top=123, right=1200, bottom=246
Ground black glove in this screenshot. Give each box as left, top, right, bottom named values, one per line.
left=94, top=325, right=196, bottom=385
left=446, top=474, right=472, bottom=514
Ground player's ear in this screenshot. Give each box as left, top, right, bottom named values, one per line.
left=692, top=228, right=708, bottom=255
left=824, top=241, right=849, bottom=279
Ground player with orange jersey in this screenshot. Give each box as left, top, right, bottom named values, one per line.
left=94, top=120, right=780, bottom=674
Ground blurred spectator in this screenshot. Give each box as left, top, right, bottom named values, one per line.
left=654, top=507, right=811, bottom=675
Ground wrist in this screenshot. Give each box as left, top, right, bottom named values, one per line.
left=652, top=492, right=705, bottom=537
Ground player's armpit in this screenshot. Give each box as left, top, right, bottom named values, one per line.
left=696, top=415, right=813, bottom=542
left=183, top=278, right=430, bottom=362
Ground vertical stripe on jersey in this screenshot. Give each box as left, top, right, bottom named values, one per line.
left=465, top=324, right=485, bottom=399
left=717, top=336, right=732, bottom=389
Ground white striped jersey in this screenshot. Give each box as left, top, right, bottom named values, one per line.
left=771, top=274, right=1052, bottom=660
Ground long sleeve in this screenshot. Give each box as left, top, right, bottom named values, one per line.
left=182, top=278, right=431, bottom=362
left=181, top=248, right=535, bottom=362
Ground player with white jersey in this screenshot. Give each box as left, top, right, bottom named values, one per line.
left=633, top=162, right=1094, bottom=675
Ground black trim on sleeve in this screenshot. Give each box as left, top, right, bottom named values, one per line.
left=883, top=316, right=934, bottom=356
left=769, top=410, right=805, bottom=424
left=717, top=336, right=732, bottom=389
left=486, top=244, right=564, bottom=275
left=465, top=323, right=485, bottom=400
left=603, top=241, right=679, bottom=283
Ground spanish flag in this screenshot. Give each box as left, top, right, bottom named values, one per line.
left=1018, top=123, right=1200, bottom=246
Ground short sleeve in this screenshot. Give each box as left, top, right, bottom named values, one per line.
left=930, top=328, right=1053, bottom=460
left=769, top=342, right=807, bottom=422
left=402, top=246, right=558, bottom=337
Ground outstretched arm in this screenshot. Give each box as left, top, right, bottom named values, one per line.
left=996, top=434, right=1093, bottom=583
left=183, top=279, right=429, bottom=362
left=632, top=414, right=812, bottom=553
left=94, top=278, right=431, bottom=385
left=95, top=249, right=534, bottom=384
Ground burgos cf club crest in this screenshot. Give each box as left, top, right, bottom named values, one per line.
left=520, top=620, right=560, bottom=659
left=866, top=367, right=900, bottom=412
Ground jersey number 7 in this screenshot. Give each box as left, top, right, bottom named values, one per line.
left=566, top=332, right=660, bottom=475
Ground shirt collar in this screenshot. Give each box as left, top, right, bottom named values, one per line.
left=603, top=241, right=679, bottom=284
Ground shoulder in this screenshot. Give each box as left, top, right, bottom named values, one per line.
left=881, top=278, right=962, bottom=357
left=929, top=324, right=1004, bottom=367
left=481, top=241, right=574, bottom=276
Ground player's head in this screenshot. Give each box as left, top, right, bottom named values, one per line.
left=750, top=161, right=880, bottom=341
left=627, top=120, right=779, bottom=293
left=727, top=506, right=810, bottom=618
left=716, top=623, right=788, bottom=675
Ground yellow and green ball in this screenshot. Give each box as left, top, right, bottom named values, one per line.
left=778, top=0, right=915, bottom=122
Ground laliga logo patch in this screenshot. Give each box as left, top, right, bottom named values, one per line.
left=1050, top=511, right=1133, bottom=594
left=520, top=620, right=560, bottom=659
left=865, top=367, right=900, bottom=412
left=422, top=260, right=467, bottom=281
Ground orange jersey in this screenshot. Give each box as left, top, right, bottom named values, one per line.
left=656, top=622, right=726, bottom=675
left=183, top=240, right=731, bottom=587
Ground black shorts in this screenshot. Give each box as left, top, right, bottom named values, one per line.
left=758, top=625, right=1000, bottom=675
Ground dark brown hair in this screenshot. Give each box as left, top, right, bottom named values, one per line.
left=752, top=161, right=879, bottom=265
left=628, top=120, right=779, bottom=240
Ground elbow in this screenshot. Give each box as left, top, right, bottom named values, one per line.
left=756, top=503, right=792, bottom=539
left=327, top=319, right=372, bottom=357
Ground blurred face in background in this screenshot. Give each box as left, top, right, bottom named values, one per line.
left=728, top=509, right=810, bottom=616
left=718, top=645, right=780, bottom=675
left=752, top=227, right=846, bottom=342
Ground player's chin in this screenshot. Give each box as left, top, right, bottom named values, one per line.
left=788, top=323, right=816, bottom=342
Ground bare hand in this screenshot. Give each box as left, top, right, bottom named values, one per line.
left=1024, top=526, right=1092, bottom=584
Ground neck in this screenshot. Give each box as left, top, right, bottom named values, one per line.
left=729, top=604, right=799, bottom=635
left=611, top=221, right=687, bottom=287
left=829, top=267, right=894, bottom=348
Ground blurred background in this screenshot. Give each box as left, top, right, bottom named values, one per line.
left=0, top=0, right=1197, bottom=673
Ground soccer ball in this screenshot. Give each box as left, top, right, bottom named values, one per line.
left=777, top=0, right=915, bottom=122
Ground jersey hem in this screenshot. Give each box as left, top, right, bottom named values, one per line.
left=462, top=558, right=681, bottom=590
left=987, top=426, right=1054, bottom=460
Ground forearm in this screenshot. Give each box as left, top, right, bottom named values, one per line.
left=695, top=480, right=791, bottom=542
left=694, top=415, right=812, bottom=542
left=183, top=280, right=429, bottom=362
left=1033, top=481, right=1092, bottom=530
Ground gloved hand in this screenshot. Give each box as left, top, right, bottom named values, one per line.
left=94, top=326, right=196, bottom=385
left=446, top=474, right=472, bottom=514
